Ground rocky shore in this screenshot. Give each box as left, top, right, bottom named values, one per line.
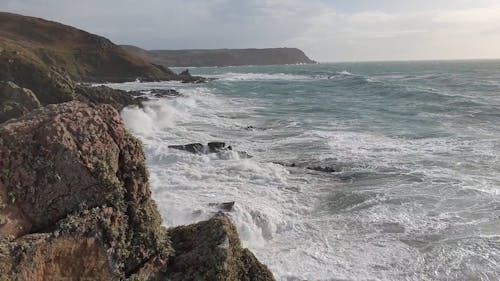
left=0, top=12, right=275, bottom=281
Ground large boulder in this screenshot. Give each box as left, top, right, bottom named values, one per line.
left=161, top=215, right=275, bottom=281
left=0, top=101, right=170, bottom=279
left=0, top=81, right=41, bottom=123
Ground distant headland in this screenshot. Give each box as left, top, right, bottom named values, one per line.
left=122, top=45, right=317, bottom=67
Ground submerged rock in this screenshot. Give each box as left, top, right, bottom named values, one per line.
left=169, top=142, right=233, bottom=154
left=178, top=69, right=208, bottom=84
left=0, top=81, right=41, bottom=123
left=150, top=88, right=182, bottom=98
left=307, top=166, right=336, bottom=173
left=209, top=201, right=236, bottom=212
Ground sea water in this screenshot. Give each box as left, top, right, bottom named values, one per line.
left=108, top=61, right=500, bottom=281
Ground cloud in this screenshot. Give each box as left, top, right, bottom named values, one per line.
left=1, top=0, right=500, bottom=61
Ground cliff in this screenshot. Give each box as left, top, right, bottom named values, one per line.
left=122, top=46, right=316, bottom=67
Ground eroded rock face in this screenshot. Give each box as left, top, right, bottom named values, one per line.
left=161, top=215, right=275, bottom=281
left=0, top=235, right=115, bottom=281
left=75, top=85, right=138, bottom=111
left=0, top=81, right=41, bottom=123
left=0, top=101, right=170, bottom=279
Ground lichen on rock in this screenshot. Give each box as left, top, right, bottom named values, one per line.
left=0, top=100, right=274, bottom=280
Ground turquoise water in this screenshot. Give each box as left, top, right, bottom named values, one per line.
left=112, top=61, right=500, bottom=280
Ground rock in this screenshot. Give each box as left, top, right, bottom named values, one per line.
left=162, top=215, right=275, bottom=281
left=169, top=143, right=205, bottom=154
left=75, top=85, right=139, bottom=110
left=209, top=201, right=236, bottom=212
left=0, top=101, right=170, bottom=279
left=0, top=81, right=41, bottom=123
left=150, top=88, right=182, bottom=98
left=168, top=142, right=232, bottom=154
left=207, top=142, right=232, bottom=152
left=274, top=162, right=336, bottom=173
left=178, top=69, right=207, bottom=84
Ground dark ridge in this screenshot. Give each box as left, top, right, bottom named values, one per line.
left=0, top=12, right=177, bottom=83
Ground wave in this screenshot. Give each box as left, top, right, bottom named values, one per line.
left=205, top=72, right=324, bottom=82
left=114, top=63, right=500, bottom=280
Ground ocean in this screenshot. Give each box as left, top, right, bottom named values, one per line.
left=107, top=61, right=500, bottom=281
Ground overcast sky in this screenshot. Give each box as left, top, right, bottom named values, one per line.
left=2, top=0, right=500, bottom=62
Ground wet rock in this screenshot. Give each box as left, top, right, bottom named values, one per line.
left=169, top=143, right=205, bottom=154
left=169, top=142, right=232, bottom=154
left=150, top=88, right=182, bottom=98
left=209, top=201, right=236, bottom=212
left=0, top=81, right=41, bottom=123
left=208, top=141, right=232, bottom=152
left=274, top=162, right=336, bottom=173
left=307, top=166, right=336, bottom=173
left=178, top=69, right=207, bottom=84
left=0, top=234, right=115, bottom=280
left=162, top=215, right=275, bottom=281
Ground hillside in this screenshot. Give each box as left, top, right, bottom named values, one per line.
left=0, top=12, right=176, bottom=83
left=122, top=46, right=316, bottom=67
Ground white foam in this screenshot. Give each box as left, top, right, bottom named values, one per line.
left=114, top=72, right=500, bottom=280
left=205, top=72, right=320, bottom=82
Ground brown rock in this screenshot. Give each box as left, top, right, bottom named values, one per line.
left=0, top=235, right=115, bottom=281
left=0, top=101, right=170, bottom=279
left=161, top=215, right=275, bottom=281
left=0, top=81, right=41, bottom=123
left=75, top=85, right=138, bottom=111
left=0, top=100, right=273, bottom=280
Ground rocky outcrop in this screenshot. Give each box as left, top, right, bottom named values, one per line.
left=163, top=215, right=275, bottom=281
left=75, top=85, right=140, bottom=111
left=178, top=69, right=208, bottom=84
left=123, top=46, right=317, bottom=67
left=168, top=142, right=232, bottom=154
left=0, top=101, right=274, bottom=280
left=0, top=102, right=170, bottom=279
left=0, top=81, right=41, bottom=122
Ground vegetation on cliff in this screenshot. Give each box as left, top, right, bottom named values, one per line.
left=122, top=45, right=316, bottom=67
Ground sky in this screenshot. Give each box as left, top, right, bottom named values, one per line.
left=1, top=0, right=500, bottom=62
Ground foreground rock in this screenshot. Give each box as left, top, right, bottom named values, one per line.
left=0, top=81, right=41, bottom=122
left=169, top=142, right=232, bottom=154
left=0, top=101, right=273, bottom=280
left=0, top=101, right=169, bottom=279
left=163, top=215, right=274, bottom=281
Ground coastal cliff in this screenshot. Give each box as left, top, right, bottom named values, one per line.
left=0, top=12, right=275, bottom=281
left=122, top=46, right=316, bottom=67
